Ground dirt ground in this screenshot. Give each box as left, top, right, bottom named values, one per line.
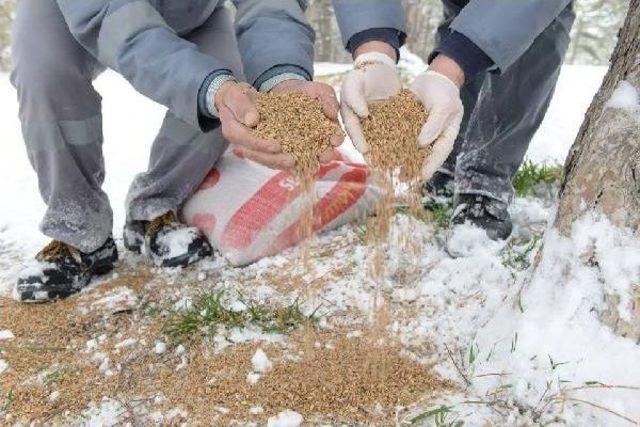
left=0, top=233, right=453, bottom=425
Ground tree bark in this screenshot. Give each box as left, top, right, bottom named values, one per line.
left=550, top=0, right=640, bottom=342
left=556, top=0, right=640, bottom=234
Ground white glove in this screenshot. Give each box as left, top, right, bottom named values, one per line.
left=340, top=52, right=402, bottom=154
left=410, top=70, right=464, bottom=181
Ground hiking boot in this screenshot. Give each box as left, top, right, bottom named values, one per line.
left=15, top=238, right=118, bottom=302
left=451, top=194, right=513, bottom=241
left=422, top=171, right=455, bottom=211
left=124, top=211, right=212, bottom=268
left=123, top=219, right=145, bottom=254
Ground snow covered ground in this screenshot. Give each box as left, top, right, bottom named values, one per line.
left=2, top=60, right=640, bottom=426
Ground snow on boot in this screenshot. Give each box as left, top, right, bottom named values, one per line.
left=15, top=238, right=118, bottom=302
left=422, top=171, right=455, bottom=211
left=451, top=194, right=513, bottom=241
left=123, top=219, right=145, bottom=254
left=144, top=211, right=212, bottom=268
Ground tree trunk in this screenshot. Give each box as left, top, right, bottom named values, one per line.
left=556, top=0, right=640, bottom=233
left=550, top=0, right=640, bottom=342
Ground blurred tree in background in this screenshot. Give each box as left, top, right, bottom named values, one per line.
left=0, top=0, right=13, bottom=70
left=0, top=0, right=629, bottom=72
left=566, top=0, right=630, bottom=64
left=306, top=0, right=443, bottom=63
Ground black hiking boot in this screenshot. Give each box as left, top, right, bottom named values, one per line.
left=15, top=238, right=118, bottom=302
left=124, top=212, right=212, bottom=268
left=451, top=194, right=513, bottom=241
left=422, top=171, right=455, bottom=211
left=123, top=219, right=145, bottom=254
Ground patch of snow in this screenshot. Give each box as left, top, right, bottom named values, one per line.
left=249, top=406, right=264, bottom=415
left=156, top=228, right=198, bottom=261
left=98, top=357, right=114, bottom=377
left=228, top=299, right=247, bottom=312
left=246, top=372, right=261, bottom=385
left=91, top=287, right=138, bottom=312
left=399, top=46, right=428, bottom=76
left=154, top=341, right=167, bottom=355
left=0, top=359, right=8, bottom=375
left=165, top=407, right=187, bottom=420
left=445, top=223, right=504, bottom=258
left=92, top=352, right=108, bottom=363
left=86, top=339, right=99, bottom=351
left=267, top=410, right=303, bottom=427
left=314, top=62, right=353, bottom=77
left=470, top=214, right=640, bottom=425
left=346, top=330, right=362, bottom=339
left=49, top=391, right=60, bottom=402
left=0, top=330, right=15, bottom=340
left=148, top=411, right=164, bottom=423
left=76, top=398, right=123, bottom=427
left=219, top=327, right=284, bottom=351
left=173, top=296, right=193, bottom=311
left=251, top=348, right=273, bottom=373
left=176, top=354, right=188, bottom=371
left=114, top=338, right=137, bottom=349
left=528, top=65, right=607, bottom=164
left=607, top=80, right=639, bottom=113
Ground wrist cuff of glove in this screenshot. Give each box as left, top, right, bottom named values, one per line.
left=422, top=70, right=461, bottom=93
left=354, top=52, right=397, bottom=70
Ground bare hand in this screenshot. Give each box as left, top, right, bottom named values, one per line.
left=271, top=79, right=344, bottom=164
left=215, top=81, right=295, bottom=170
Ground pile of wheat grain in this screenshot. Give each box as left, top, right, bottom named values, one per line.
left=255, top=92, right=342, bottom=178
left=362, top=90, right=430, bottom=182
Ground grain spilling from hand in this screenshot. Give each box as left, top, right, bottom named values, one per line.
left=362, top=90, right=430, bottom=182
left=255, top=92, right=343, bottom=179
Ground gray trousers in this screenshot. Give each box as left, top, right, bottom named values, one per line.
left=438, top=1, right=575, bottom=204
left=11, top=1, right=242, bottom=253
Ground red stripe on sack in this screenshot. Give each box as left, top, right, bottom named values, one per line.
left=269, top=167, right=369, bottom=254
left=221, top=162, right=342, bottom=251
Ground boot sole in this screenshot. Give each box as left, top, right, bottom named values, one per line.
left=153, top=244, right=213, bottom=269
left=17, top=250, right=119, bottom=303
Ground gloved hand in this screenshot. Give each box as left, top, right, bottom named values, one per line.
left=410, top=70, right=464, bottom=181
left=340, top=52, right=402, bottom=154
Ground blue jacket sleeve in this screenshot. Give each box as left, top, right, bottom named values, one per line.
left=233, top=0, right=315, bottom=88
left=332, top=0, right=406, bottom=49
left=56, top=0, right=231, bottom=129
left=450, top=0, right=574, bottom=73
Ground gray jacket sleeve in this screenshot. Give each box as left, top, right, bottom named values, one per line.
left=332, top=0, right=406, bottom=48
left=451, top=0, right=573, bottom=72
left=55, top=0, right=230, bottom=128
left=233, top=0, right=315, bottom=87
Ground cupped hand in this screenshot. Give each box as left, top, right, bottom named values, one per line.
left=215, top=81, right=295, bottom=171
